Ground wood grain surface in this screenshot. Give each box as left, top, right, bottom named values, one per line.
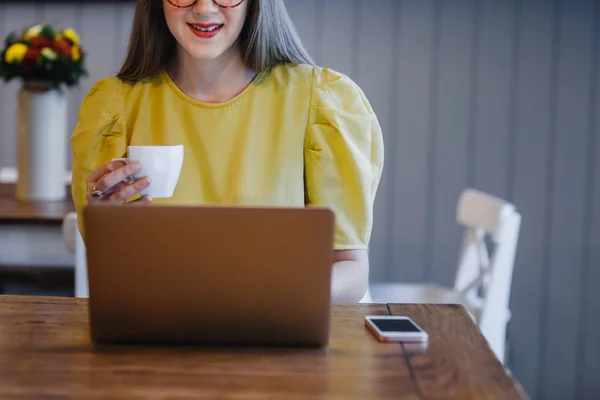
left=0, top=296, right=420, bottom=399
left=388, top=303, right=528, bottom=399
left=0, top=296, right=526, bottom=399
left=0, top=183, right=74, bottom=225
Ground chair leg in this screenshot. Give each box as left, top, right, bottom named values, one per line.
left=74, top=229, right=89, bottom=298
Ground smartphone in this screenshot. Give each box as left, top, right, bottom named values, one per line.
left=365, top=315, right=428, bottom=342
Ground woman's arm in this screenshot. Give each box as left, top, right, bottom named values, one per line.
left=331, top=249, right=369, bottom=303
left=304, top=67, right=383, bottom=302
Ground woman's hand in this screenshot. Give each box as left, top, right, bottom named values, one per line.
left=86, top=160, right=152, bottom=204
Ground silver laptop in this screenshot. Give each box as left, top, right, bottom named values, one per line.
left=83, top=203, right=335, bottom=347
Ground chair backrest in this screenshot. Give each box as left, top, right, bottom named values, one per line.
left=453, top=189, right=521, bottom=326
left=62, top=212, right=89, bottom=298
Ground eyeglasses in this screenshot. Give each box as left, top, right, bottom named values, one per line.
left=166, top=0, right=245, bottom=9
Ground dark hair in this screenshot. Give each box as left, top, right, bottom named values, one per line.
left=117, top=0, right=314, bottom=82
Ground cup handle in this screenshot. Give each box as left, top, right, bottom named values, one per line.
left=111, top=157, right=135, bottom=184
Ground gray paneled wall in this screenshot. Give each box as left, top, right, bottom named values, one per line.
left=0, top=1, right=598, bottom=399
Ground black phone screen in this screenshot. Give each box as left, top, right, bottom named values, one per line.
left=370, top=318, right=421, bottom=332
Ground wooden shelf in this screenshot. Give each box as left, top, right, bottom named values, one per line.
left=0, top=183, right=75, bottom=226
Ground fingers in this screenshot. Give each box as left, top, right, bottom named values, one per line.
left=86, top=160, right=153, bottom=205
left=106, top=177, right=152, bottom=203
left=90, top=161, right=142, bottom=195
left=102, top=180, right=129, bottom=198
left=87, top=160, right=123, bottom=184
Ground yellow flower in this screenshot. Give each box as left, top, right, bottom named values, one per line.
left=4, top=43, right=28, bottom=63
left=72, top=45, right=81, bottom=62
left=41, top=47, right=58, bottom=60
left=23, top=24, right=43, bottom=41
left=63, top=28, right=80, bottom=45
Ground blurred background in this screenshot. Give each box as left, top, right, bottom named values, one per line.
left=0, top=1, right=598, bottom=399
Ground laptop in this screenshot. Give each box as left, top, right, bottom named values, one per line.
left=82, top=203, right=335, bottom=347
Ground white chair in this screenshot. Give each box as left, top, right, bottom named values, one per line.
left=62, top=212, right=89, bottom=298
left=361, top=188, right=521, bottom=364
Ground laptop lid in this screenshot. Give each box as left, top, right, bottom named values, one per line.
left=83, top=204, right=335, bottom=347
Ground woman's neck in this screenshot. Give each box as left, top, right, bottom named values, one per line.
left=169, top=45, right=256, bottom=103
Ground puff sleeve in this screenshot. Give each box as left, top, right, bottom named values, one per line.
left=70, top=78, right=129, bottom=238
left=304, top=68, right=384, bottom=250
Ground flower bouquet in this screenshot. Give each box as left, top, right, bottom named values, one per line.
left=0, top=24, right=86, bottom=202
left=0, top=24, right=87, bottom=90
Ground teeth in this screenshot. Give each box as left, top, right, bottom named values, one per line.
left=192, top=25, right=221, bottom=32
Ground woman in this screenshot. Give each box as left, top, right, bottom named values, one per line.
left=71, top=0, right=384, bottom=302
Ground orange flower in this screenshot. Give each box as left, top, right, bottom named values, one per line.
left=23, top=47, right=41, bottom=62
left=30, top=36, right=52, bottom=48
left=51, top=38, right=72, bottom=57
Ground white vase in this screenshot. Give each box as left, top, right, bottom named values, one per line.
left=16, top=84, right=67, bottom=202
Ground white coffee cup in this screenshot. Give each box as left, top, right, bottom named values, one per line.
left=112, top=145, right=184, bottom=198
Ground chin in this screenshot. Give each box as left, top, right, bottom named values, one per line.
left=189, top=49, right=224, bottom=61
left=181, top=43, right=226, bottom=61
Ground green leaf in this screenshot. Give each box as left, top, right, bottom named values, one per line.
left=39, top=25, right=55, bottom=39
left=4, top=32, right=18, bottom=48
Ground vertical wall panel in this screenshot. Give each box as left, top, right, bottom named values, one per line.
left=472, top=0, right=516, bottom=198
left=80, top=3, right=120, bottom=81
left=391, top=0, right=436, bottom=282
left=0, top=4, right=38, bottom=168
left=508, top=1, right=555, bottom=397
left=284, top=0, right=319, bottom=63
left=354, top=0, right=395, bottom=283
left=540, top=1, right=595, bottom=399
left=579, top=3, right=600, bottom=399
left=115, top=1, right=135, bottom=71
left=581, top=11, right=600, bottom=394
left=428, top=0, right=475, bottom=285
left=319, top=0, right=354, bottom=77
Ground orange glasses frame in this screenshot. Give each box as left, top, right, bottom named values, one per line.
left=166, top=0, right=245, bottom=9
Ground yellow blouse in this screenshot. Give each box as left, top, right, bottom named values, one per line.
left=71, top=63, right=384, bottom=250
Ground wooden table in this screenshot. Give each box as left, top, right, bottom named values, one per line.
left=0, top=296, right=527, bottom=399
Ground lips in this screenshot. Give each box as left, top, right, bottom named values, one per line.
left=188, top=23, right=224, bottom=39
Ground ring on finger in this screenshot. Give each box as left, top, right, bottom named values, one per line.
left=91, top=185, right=106, bottom=199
